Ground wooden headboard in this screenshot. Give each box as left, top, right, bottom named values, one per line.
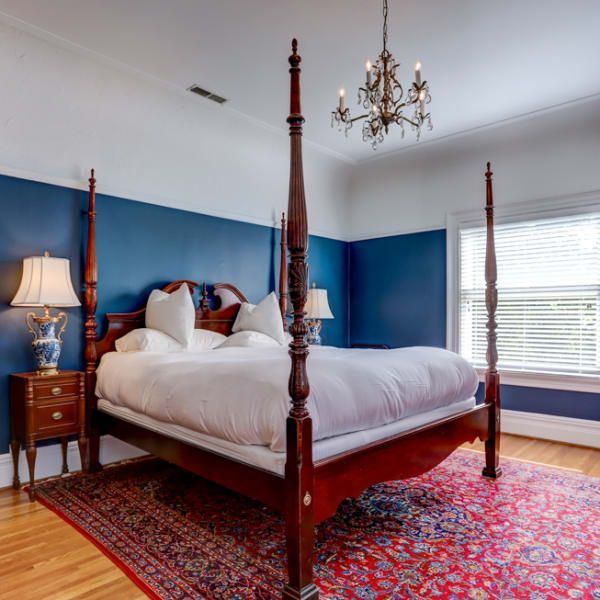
left=94, top=280, right=248, bottom=359
left=83, top=170, right=289, bottom=376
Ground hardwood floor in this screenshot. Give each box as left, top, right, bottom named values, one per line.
left=0, top=434, right=598, bottom=599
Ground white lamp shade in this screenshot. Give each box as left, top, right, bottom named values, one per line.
left=305, top=286, right=334, bottom=319
left=11, top=255, right=81, bottom=307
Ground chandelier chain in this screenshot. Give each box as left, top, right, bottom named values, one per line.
left=382, top=0, right=388, bottom=53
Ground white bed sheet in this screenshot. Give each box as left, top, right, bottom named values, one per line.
left=98, top=396, right=476, bottom=475
left=96, top=345, right=478, bottom=452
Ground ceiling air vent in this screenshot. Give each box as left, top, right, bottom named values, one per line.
left=187, top=84, right=227, bottom=104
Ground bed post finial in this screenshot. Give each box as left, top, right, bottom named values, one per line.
left=279, top=212, right=288, bottom=324
left=200, top=282, right=209, bottom=311
left=84, top=168, right=98, bottom=472
left=482, top=161, right=502, bottom=480
left=283, top=39, right=319, bottom=600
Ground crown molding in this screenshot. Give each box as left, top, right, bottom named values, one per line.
left=0, top=11, right=356, bottom=167
left=358, top=92, right=600, bottom=165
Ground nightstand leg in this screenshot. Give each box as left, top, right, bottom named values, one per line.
left=26, top=441, right=36, bottom=502
left=61, top=437, right=69, bottom=474
left=78, top=434, right=88, bottom=473
left=10, top=439, right=20, bottom=489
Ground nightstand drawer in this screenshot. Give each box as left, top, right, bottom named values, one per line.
left=34, top=399, right=79, bottom=434
left=34, top=380, right=80, bottom=401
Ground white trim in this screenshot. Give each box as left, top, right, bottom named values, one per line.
left=0, top=164, right=351, bottom=242
left=350, top=223, right=446, bottom=243
left=502, top=409, right=600, bottom=449
left=447, top=190, right=600, bottom=391
left=360, top=92, right=600, bottom=165
left=0, top=435, right=147, bottom=490
left=477, top=369, right=600, bottom=394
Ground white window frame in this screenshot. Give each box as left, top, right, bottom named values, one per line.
left=447, top=190, right=600, bottom=394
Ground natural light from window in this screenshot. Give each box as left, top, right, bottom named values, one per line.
left=459, top=213, right=600, bottom=378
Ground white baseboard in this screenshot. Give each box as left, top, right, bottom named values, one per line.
left=0, top=435, right=147, bottom=490
left=502, top=409, right=600, bottom=449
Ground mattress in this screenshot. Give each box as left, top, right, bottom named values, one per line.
left=96, top=345, right=479, bottom=452
left=98, top=396, right=476, bottom=475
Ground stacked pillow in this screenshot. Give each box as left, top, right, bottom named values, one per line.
left=115, top=288, right=289, bottom=352
left=222, top=292, right=287, bottom=348
left=145, top=284, right=195, bottom=347
left=116, top=327, right=226, bottom=353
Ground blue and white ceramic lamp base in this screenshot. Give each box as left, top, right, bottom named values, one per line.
left=27, top=308, right=67, bottom=375
left=306, top=319, right=322, bottom=345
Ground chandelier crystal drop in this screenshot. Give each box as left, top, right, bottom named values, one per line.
left=331, top=0, right=432, bottom=149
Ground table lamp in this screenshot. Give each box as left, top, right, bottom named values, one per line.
left=11, top=251, right=81, bottom=375
left=305, top=282, right=334, bottom=345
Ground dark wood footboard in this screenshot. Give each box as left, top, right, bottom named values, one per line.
left=313, top=404, right=490, bottom=523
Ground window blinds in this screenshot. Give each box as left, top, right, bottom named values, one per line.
left=459, top=212, right=600, bottom=376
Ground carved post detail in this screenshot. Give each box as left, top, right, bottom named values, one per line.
left=482, top=162, right=502, bottom=479
left=279, top=212, right=288, bottom=325
left=283, top=39, right=319, bottom=600
left=84, top=169, right=101, bottom=472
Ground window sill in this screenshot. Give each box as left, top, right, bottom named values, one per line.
left=476, top=369, right=600, bottom=394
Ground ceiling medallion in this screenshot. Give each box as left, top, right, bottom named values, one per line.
left=331, top=0, right=432, bottom=149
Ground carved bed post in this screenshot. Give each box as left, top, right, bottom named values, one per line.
left=279, top=212, right=288, bottom=324
left=283, top=40, right=319, bottom=600
left=482, top=162, right=502, bottom=479
left=84, top=169, right=101, bottom=472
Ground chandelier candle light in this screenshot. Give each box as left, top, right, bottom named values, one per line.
left=331, top=0, right=432, bottom=149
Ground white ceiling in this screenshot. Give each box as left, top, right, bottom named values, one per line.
left=0, top=0, right=599, bottom=163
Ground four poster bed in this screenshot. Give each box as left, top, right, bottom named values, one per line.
left=83, top=40, right=501, bottom=600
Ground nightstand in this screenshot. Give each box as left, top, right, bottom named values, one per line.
left=10, top=371, right=88, bottom=501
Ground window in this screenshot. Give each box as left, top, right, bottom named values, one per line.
left=449, top=198, right=600, bottom=391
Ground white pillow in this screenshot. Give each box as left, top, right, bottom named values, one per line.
left=217, top=330, right=282, bottom=349
left=188, top=329, right=227, bottom=352
left=145, top=284, right=195, bottom=347
left=232, top=292, right=285, bottom=344
left=115, top=328, right=183, bottom=353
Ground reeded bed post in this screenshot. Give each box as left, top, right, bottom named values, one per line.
left=283, top=39, right=319, bottom=600
left=84, top=168, right=101, bottom=473
left=280, top=212, right=288, bottom=323
left=482, top=162, right=502, bottom=479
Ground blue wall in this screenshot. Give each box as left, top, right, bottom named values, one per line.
left=350, top=229, right=600, bottom=422
left=350, top=229, right=446, bottom=348
left=0, top=174, right=348, bottom=452
left=2, top=173, right=597, bottom=455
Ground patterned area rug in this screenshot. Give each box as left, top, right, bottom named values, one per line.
left=34, top=450, right=599, bottom=599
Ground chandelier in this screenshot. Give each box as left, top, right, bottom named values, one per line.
left=331, top=0, right=432, bottom=149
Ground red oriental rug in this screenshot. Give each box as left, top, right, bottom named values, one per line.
left=34, top=450, right=599, bottom=599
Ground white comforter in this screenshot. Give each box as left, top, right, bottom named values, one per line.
left=96, top=346, right=478, bottom=452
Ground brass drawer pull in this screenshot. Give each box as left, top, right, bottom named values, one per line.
left=51, top=387, right=62, bottom=396
left=51, top=411, right=63, bottom=421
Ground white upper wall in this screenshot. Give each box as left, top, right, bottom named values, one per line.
left=1, top=0, right=599, bottom=162
left=0, top=21, right=352, bottom=240
left=347, top=96, right=600, bottom=240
